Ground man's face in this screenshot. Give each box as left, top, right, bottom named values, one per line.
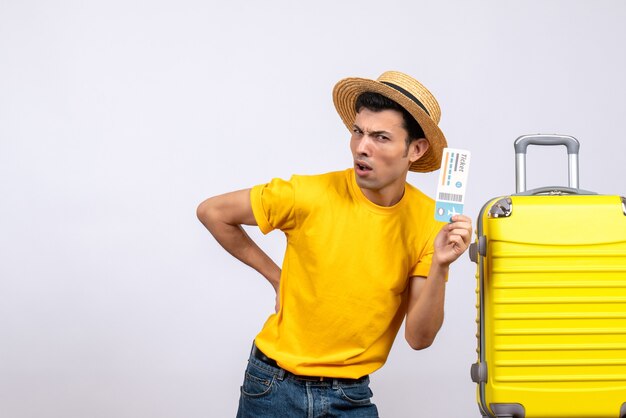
left=350, top=108, right=427, bottom=206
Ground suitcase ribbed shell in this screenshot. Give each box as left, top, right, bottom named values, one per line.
left=475, top=195, right=626, bottom=418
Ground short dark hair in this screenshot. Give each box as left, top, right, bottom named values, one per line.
left=354, top=92, right=425, bottom=145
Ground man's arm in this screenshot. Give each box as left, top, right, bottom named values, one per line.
left=404, top=215, right=472, bottom=350
left=196, top=189, right=282, bottom=299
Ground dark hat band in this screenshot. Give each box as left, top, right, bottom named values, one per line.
left=381, top=81, right=430, bottom=116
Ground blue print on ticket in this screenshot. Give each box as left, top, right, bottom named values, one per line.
left=435, top=148, right=471, bottom=222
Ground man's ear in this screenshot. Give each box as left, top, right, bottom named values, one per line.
left=408, top=138, right=429, bottom=164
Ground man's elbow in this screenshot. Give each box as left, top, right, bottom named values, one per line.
left=196, top=198, right=218, bottom=227
left=406, top=334, right=435, bottom=351
left=405, top=326, right=441, bottom=350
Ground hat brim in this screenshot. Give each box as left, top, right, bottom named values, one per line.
left=333, top=77, right=447, bottom=172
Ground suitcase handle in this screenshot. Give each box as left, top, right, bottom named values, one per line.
left=514, top=134, right=580, bottom=193
left=515, top=186, right=596, bottom=196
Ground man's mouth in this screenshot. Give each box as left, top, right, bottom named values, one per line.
left=355, top=160, right=372, bottom=172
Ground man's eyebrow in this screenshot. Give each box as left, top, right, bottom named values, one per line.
left=352, top=124, right=391, bottom=136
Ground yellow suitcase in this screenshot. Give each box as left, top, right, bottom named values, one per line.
left=469, top=135, right=626, bottom=418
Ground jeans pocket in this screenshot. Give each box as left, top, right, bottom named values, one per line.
left=338, top=382, right=373, bottom=405
left=240, top=364, right=276, bottom=398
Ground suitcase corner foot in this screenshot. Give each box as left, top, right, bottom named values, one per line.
left=490, top=403, right=525, bottom=418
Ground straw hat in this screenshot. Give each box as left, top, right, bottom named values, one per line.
left=333, top=71, right=447, bottom=172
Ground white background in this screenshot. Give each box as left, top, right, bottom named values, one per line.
left=1, top=1, right=625, bottom=417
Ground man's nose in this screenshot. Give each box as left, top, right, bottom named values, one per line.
left=356, top=136, right=372, bottom=156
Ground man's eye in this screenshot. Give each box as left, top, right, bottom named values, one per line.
left=376, top=135, right=389, bottom=141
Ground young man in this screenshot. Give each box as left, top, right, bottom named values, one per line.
left=197, top=71, right=472, bottom=417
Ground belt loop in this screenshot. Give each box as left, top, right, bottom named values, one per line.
left=277, top=368, right=285, bottom=381
left=332, top=378, right=339, bottom=389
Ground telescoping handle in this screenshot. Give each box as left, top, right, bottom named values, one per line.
left=514, top=134, right=580, bottom=193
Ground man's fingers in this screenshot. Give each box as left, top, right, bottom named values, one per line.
left=448, top=227, right=471, bottom=242
left=449, top=215, right=472, bottom=225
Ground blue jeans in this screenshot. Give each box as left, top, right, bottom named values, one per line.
left=236, top=354, right=379, bottom=417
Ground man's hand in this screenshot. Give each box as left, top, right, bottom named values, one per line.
left=433, top=214, right=473, bottom=267
left=271, top=271, right=281, bottom=313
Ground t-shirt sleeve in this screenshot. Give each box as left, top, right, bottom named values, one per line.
left=250, top=177, right=297, bottom=235
left=410, top=220, right=448, bottom=280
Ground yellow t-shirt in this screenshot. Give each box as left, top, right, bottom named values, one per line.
left=250, top=168, right=444, bottom=378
